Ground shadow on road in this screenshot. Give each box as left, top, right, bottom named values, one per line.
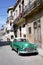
left=20, top=52, right=38, bottom=57
left=0, top=41, right=10, bottom=47
left=12, top=49, right=38, bottom=57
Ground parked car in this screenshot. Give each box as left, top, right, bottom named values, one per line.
left=10, top=38, right=38, bottom=55
left=0, top=38, right=3, bottom=41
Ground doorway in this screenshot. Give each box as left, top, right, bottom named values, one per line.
left=34, top=19, right=42, bottom=48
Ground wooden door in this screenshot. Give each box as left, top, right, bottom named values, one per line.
left=34, top=20, right=42, bottom=48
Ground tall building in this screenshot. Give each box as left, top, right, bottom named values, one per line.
left=0, top=24, right=7, bottom=41
left=13, top=0, right=27, bottom=38
left=13, top=0, right=43, bottom=48
left=6, top=6, right=14, bottom=41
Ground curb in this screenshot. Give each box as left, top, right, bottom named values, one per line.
left=37, top=48, right=43, bottom=57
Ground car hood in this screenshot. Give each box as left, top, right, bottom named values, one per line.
left=16, top=42, right=36, bottom=49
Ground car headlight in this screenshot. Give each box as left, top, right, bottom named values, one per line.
left=20, top=45, right=23, bottom=49
left=34, top=44, right=37, bottom=49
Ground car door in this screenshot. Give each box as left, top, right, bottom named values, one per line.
left=12, top=39, right=18, bottom=51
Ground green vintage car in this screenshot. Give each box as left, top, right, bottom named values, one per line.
left=10, top=38, right=38, bottom=55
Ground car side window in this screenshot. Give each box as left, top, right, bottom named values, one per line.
left=14, top=39, right=17, bottom=42
left=21, top=39, right=26, bottom=42
left=17, top=39, right=21, bottom=42
left=21, top=39, right=29, bottom=42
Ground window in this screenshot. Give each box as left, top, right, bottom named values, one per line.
left=19, top=27, right=21, bottom=31
left=23, top=34, right=26, bottom=37
left=11, top=30, right=13, bottom=32
left=29, top=27, right=31, bottom=34
left=11, top=35, right=14, bottom=39
left=22, top=0, right=24, bottom=4
left=34, top=20, right=41, bottom=29
left=34, top=22, right=37, bottom=29
left=10, top=22, right=12, bottom=26
left=19, top=5, right=21, bottom=13
left=7, top=30, right=9, bottom=34
left=16, top=10, right=17, bottom=12
left=19, top=5, right=21, bottom=8
left=16, top=10, right=18, bottom=15
left=11, top=11, right=13, bottom=14
left=23, top=24, right=25, bottom=27
left=10, top=11, right=13, bottom=16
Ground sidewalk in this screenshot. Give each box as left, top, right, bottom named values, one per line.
left=37, top=48, right=43, bottom=57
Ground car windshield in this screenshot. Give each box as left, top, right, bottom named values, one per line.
left=14, top=39, right=27, bottom=42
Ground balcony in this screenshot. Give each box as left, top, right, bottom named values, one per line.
left=14, top=0, right=43, bottom=25
left=7, top=16, right=14, bottom=21
left=14, top=14, right=25, bottom=25
left=14, top=17, right=19, bottom=24
left=23, top=0, right=43, bottom=18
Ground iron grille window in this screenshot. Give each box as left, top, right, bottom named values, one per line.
left=34, top=22, right=37, bottom=29
left=29, top=27, right=31, bottom=34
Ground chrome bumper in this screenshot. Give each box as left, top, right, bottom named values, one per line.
left=19, top=50, right=38, bottom=54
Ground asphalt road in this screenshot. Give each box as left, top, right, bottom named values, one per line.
left=0, top=45, right=43, bottom=65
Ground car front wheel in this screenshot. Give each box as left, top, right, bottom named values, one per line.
left=12, top=47, right=14, bottom=50
left=17, top=49, right=20, bottom=55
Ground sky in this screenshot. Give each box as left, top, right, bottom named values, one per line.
left=0, top=0, right=16, bottom=29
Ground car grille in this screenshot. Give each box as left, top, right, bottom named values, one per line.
left=24, top=48, right=35, bottom=52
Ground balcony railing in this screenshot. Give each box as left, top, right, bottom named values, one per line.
left=36, top=0, right=43, bottom=4
left=7, top=16, right=14, bottom=21
left=14, top=17, right=19, bottom=24
left=24, top=0, right=43, bottom=15
left=24, top=3, right=35, bottom=15
left=14, top=0, right=43, bottom=24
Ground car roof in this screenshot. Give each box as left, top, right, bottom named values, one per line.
left=14, top=37, right=26, bottom=40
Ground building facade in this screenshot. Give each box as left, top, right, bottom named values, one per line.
left=13, top=0, right=43, bottom=48
left=6, top=6, right=14, bottom=41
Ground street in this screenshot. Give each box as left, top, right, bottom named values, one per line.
left=0, top=45, right=43, bottom=65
